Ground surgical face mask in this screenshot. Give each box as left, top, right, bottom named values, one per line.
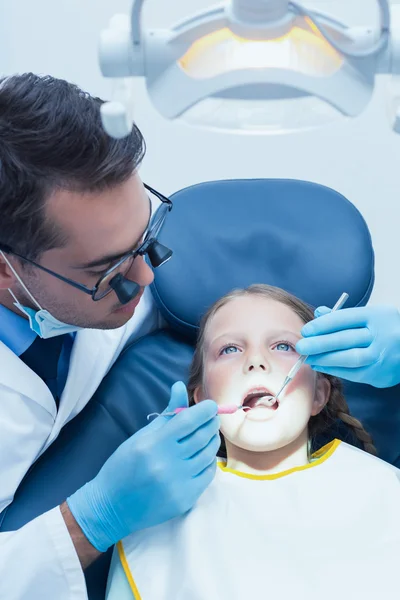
left=1, top=251, right=83, bottom=339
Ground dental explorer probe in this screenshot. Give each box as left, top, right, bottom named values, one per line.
left=147, top=404, right=247, bottom=420
left=273, top=292, right=349, bottom=402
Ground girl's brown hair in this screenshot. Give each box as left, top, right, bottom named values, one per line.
left=187, top=284, right=377, bottom=456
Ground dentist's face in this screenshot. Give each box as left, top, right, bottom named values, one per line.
left=0, top=173, right=155, bottom=330
left=196, top=296, right=329, bottom=453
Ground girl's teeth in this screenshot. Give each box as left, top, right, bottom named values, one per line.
left=255, top=396, right=276, bottom=407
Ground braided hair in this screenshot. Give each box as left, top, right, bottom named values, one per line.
left=309, top=374, right=377, bottom=455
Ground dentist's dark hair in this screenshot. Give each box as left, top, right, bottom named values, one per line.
left=187, top=284, right=377, bottom=457
left=0, top=73, right=146, bottom=261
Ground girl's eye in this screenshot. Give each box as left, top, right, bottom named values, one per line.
left=220, top=345, right=240, bottom=356
left=274, top=341, right=295, bottom=352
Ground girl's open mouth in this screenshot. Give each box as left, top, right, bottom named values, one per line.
left=242, top=388, right=279, bottom=411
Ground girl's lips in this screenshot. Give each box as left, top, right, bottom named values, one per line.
left=242, top=386, right=276, bottom=408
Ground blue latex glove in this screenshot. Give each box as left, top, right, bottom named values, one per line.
left=67, top=381, right=220, bottom=552
left=295, top=305, right=400, bottom=388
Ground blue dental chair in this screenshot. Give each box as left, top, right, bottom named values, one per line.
left=2, top=178, right=400, bottom=599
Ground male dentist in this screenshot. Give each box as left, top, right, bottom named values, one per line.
left=1, top=73, right=399, bottom=599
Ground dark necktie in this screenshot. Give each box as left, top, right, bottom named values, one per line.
left=19, top=334, right=66, bottom=408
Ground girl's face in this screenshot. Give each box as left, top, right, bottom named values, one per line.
left=195, top=296, right=330, bottom=454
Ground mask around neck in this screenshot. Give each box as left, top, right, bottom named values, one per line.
left=12, top=300, right=83, bottom=339
left=1, top=250, right=83, bottom=339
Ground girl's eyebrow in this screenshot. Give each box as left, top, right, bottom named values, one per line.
left=209, top=329, right=301, bottom=347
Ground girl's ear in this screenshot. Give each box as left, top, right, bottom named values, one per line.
left=311, top=375, right=331, bottom=417
left=193, top=386, right=205, bottom=405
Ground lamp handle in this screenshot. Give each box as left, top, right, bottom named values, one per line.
left=290, top=0, right=390, bottom=58
left=131, top=0, right=146, bottom=45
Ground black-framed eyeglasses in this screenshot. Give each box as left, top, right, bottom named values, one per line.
left=0, top=184, right=173, bottom=304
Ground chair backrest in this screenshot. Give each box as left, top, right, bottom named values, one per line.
left=3, top=179, right=400, bottom=600
left=152, top=178, right=374, bottom=337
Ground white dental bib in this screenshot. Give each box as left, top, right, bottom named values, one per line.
left=107, top=440, right=400, bottom=600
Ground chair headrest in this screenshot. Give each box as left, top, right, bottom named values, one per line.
left=151, top=179, right=374, bottom=338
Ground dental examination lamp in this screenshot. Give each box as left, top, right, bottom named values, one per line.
left=99, top=0, right=400, bottom=136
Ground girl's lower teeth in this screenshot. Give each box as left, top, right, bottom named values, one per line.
left=255, top=396, right=277, bottom=408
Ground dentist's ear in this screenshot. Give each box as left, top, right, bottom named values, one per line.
left=311, top=375, right=331, bottom=417
left=0, top=252, right=17, bottom=289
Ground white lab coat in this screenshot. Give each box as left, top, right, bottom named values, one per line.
left=0, top=286, right=162, bottom=600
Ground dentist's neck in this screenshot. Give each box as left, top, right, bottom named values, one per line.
left=225, top=430, right=309, bottom=475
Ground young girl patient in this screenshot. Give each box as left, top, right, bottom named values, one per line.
left=106, top=284, right=400, bottom=600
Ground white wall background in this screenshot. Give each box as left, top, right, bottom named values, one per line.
left=1, top=0, right=399, bottom=305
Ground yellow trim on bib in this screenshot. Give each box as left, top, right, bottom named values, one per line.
left=311, top=439, right=340, bottom=459
left=217, top=439, right=341, bottom=480
left=117, top=540, right=142, bottom=600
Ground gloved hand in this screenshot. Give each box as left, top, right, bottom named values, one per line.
left=296, top=305, right=400, bottom=388
left=67, top=381, right=220, bottom=552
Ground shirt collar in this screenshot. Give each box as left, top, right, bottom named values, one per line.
left=0, top=303, right=36, bottom=356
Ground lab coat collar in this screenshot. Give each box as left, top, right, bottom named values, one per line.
left=42, top=327, right=124, bottom=451
left=0, top=326, right=125, bottom=454
left=0, top=341, right=57, bottom=420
